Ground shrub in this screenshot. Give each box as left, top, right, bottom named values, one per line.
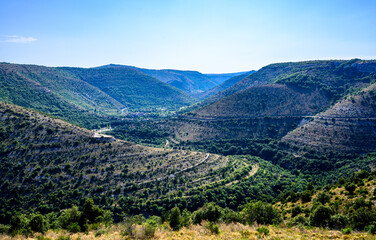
left=345, top=183, right=356, bottom=194
left=192, top=202, right=223, bottom=224
left=242, top=201, right=281, bottom=225
left=240, top=229, right=251, bottom=238
left=349, top=207, right=376, bottom=230
left=0, top=224, right=10, bottom=234
left=143, top=216, right=160, bottom=238
left=341, top=227, right=352, bottom=234
left=169, top=207, right=182, bottom=231
left=143, top=222, right=157, bottom=238
left=81, top=198, right=104, bottom=224
left=181, top=209, right=192, bottom=227
left=300, top=191, right=312, bottom=203
left=206, top=221, right=220, bottom=234
left=100, top=210, right=113, bottom=226
left=95, top=229, right=105, bottom=237
left=29, top=213, right=47, bottom=233
left=291, top=205, right=302, bottom=218
left=37, top=236, right=52, bottom=240
left=365, top=222, right=376, bottom=234
left=57, top=236, right=70, bottom=240
left=256, top=226, right=269, bottom=236
left=310, top=205, right=333, bottom=227
left=315, top=191, right=331, bottom=205
left=58, top=206, right=81, bottom=229
left=352, top=197, right=371, bottom=210
left=329, top=214, right=349, bottom=230
left=221, top=207, right=242, bottom=224
left=287, top=215, right=309, bottom=228
left=9, top=214, right=31, bottom=236
left=122, top=214, right=144, bottom=237
left=67, top=222, right=81, bottom=233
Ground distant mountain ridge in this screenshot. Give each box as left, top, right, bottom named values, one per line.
left=62, top=66, right=194, bottom=110
left=0, top=62, right=194, bottom=127
left=97, top=64, right=252, bottom=97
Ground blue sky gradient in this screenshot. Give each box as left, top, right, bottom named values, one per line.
left=1, top=0, right=375, bottom=72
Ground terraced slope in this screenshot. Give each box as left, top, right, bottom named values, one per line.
left=281, top=83, right=376, bottom=153
left=164, top=117, right=302, bottom=142
left=191, top=60, right=376, bottom=118
left=0, top=102, right=229, bottom=215
left=192, top=84, right=331, bottom=118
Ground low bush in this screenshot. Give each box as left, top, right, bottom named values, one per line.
left=287, top=215, right=309, bottom=228
left=310, top=205, right=333, bottom=227
left=256, top=226, right=269, bottom=236
left=206, top=221, right=220, bottom=234
left=341, top=227, right=352, bottom=234
left=242, top=201, right=281, bottom=225
left=329, top=214, right=349, bottom=230
left=192, top=202, right=222, bottom=224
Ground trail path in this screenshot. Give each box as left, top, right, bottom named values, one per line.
left=93, top=127, right=113, bottom=138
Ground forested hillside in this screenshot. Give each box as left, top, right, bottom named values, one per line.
left=0, top=63, right=114, bottom=128
left=61, top=66, right=195, bottom=111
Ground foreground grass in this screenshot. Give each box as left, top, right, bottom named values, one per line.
left=1, top=223, right=374, bottom=240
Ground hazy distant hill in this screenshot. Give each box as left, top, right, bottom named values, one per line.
left=98, top=64, right=251, bottom=97
left=205, top=71, right=253, bottom=84
left=196, top=72, right=254, bottom=100
left=63, top=66, right=194, bottom=110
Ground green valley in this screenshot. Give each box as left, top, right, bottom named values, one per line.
left=1, top=59, right=376, bottom=239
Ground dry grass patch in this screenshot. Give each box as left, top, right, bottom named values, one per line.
left=2, top=223, right=375, bottom=240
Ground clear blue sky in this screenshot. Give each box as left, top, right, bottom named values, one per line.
left=1, top=0, right=376, bottom=73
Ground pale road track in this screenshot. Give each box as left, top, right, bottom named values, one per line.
left=93, top=127, right=113, bottom=138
